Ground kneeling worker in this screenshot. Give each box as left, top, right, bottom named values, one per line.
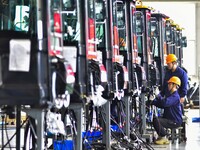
left=150, top=76, right=183, bottom=145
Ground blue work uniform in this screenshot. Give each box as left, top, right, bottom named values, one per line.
left=161, top=66, right=188, bottom=99
left=152, top=91, right=183, bottom=125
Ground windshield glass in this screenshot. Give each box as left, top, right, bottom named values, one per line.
left=117, top=3, right=126, bottom=51
left=96, top=0, right=106, bottom=49
left=150, top=18, right=159, bottom=57
left=61, top=0, right=79, bottom=42
left=135, top=11, right=143, bottom=54
left=0, top=0, right=36, bottom=34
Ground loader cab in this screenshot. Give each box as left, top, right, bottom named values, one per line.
left=125, top=1, right=145, bottom=91
left=95, top=0, right=113, bottom=97
left=176, top=25, right=187, bottom=67
left=0, top=0, right=50, bottom=106
left=116, top=0, right=133, bottom=93
left=150, top=13, right=168, bottom=87
left=180, top=35, right=187, bottom=67
left=125, top=0, right=142, bottom=92
left=50, top=0, right=87, bottom=103
left=166, top=19, right=177, bottom=55
left=171, top=22, right=178, bottom=56
left=111, top=0, right=129, bottom=99
left=130, top=3, right=140, bottom=65
left=175, top=24, right=182, bottom=66
left=136, top=3, right=160, bottom=88
left=165, top=19, right=187, bottom=68
left=165, top=18, right=172, bottom=55
left=0, top=0, right=77, bottom=106
left=133, top=6, right=148, bottom=89
left=54, top=0, right=108, bottom=103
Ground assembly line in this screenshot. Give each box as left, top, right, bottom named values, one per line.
left=0, top=0, right=193, bottom=150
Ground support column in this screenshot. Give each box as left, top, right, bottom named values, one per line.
left=102, top=100, right=111, bottom=150
left=24, top=108, right=45, bottom=150
left=196, top=3, right=200, bottom=75
left=69, top=103, right=83, bottom=150
left=124, top=96, right=130, bottom=138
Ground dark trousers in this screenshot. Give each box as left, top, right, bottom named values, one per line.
left=153, top=117, right=180, bottom=137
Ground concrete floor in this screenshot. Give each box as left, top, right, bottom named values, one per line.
left=151, top=108, right=200, bottom=150
left=1, top=108, right=200, bottom=149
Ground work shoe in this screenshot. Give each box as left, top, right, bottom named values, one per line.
left=155, top=137, right=170, bottom=145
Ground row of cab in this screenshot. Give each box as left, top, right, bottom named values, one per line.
left=0, top=0, right=187, bottom=149
left=0, top=0, right=187, bottom=107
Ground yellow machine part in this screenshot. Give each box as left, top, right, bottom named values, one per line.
left=4, top=112, right=27, bottom=125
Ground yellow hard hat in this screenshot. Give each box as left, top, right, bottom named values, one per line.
left=166, top=54, right=177, bottom=64
left=168, top=76, right=181, bottom=86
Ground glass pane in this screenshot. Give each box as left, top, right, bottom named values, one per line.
left=137, top=36, right=142, bottom=54
left=61, top=0, right=78, bottom=42
left=0, top=0, right=36, bottom=33
left=135, top=12, right=143, bottom=36
left=117, top=4, right=126, bottom=51
left=117, top=5, right=125, bottom=28
left=150, top=18, right=159, bottom=57
left=96, top=1, right=105, bottom=48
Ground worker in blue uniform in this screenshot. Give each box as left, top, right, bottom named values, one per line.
left=149, top=76, right=183, bottom=145
left=161, top=54, right=188, bottom=104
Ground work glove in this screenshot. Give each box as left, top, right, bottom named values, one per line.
left=154, top=87, right=160, bottom=96
left=93, top=85, right=107, bottom=107
left=149, top=94, right=155, bottom=101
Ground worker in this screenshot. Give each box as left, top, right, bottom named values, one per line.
left=149, top=76, right=183, bottom=145
left=161, top=54, right=188, bottom=104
